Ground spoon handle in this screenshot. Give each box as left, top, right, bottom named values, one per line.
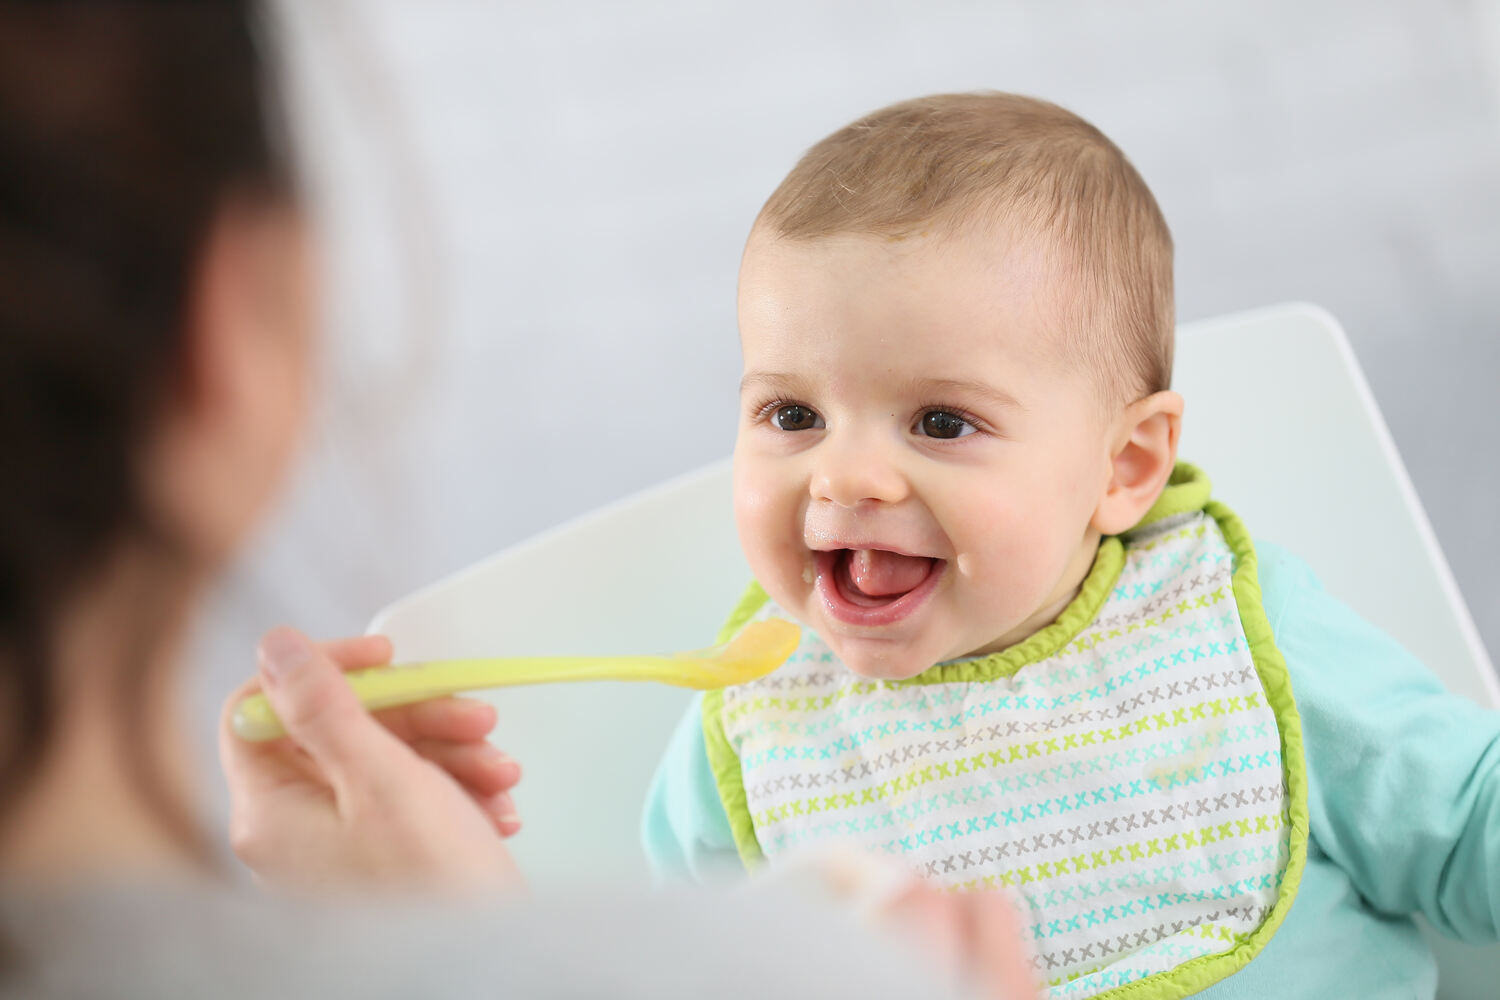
left=232, top=654, right=682, bottom=742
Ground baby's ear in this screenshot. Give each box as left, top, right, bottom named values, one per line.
left=1091, top=390, right=1184, bottom=536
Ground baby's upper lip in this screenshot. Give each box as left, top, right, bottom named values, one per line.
left=803, top=533, right=936, bottom=560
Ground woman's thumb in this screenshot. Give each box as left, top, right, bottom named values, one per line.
left=258, top=626, right=393, bottom=783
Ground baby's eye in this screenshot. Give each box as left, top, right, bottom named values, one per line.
left=772, top=404, right=824, bottom=431
left=917, top=410, right=975, bottom=439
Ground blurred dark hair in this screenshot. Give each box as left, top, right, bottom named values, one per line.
left=0, top=2, right=292, bottom=851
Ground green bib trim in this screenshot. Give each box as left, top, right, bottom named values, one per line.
left=1173, top=497, right=1309, bottom=997
left=1129, top=462, right=1214, bottom=532
left=702, top=687, right=763, bottom=868
left=704, top=579, right=783, bottom=866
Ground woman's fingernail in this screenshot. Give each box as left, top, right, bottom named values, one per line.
left=481, top=746, right=518, bottom=777
left=261, top=629, right=312, bottom=681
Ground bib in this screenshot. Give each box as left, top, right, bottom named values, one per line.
left=702, top=466, right=1308, bottom=999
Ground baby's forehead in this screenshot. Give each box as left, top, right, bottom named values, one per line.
left=742, top=221, right=1084, bottom=339
left=738, top=223, right=1135, bottom=411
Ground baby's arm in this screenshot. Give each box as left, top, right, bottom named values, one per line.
left=1260, top=540, right=1500, bottom=940
left=641, top=693, right=745, bottom=884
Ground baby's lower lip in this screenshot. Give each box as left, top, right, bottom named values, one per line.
left=813, top=549, right=946, bottom=628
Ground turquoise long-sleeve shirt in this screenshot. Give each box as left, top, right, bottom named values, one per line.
left=642, top=541, right=1500, bottom=998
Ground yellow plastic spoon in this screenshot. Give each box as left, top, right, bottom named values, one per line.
left=231, top=617, right=800, bottom=742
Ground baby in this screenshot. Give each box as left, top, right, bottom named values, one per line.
left=643, top=93, right=1500, bottom=998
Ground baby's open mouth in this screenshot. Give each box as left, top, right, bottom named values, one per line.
left=815, top=548, right=946, bottom=627
left=836, top=548, right=937, bottom=606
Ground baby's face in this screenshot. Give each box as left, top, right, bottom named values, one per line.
left=734, top=226, right=1117, bottom=680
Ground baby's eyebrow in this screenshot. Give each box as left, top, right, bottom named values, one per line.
left=909, top=377, right=1026, bottom=412
left=739, top=371, right=806, bottom=395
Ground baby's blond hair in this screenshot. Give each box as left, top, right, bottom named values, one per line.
left=758, top=92, right=1174, bottom=403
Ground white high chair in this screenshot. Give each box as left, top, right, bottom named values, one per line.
left=368, top=303, right=1499, bottom=996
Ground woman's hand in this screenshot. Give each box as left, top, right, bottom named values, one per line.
left=218, top=627, right=523, bottom=894
left=882, top=878, right=1039, bottom=999
left=769, top=849, right=1040, bottom=999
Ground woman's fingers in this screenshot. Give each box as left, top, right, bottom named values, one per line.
left=254, top=626, right=404, bottom=798
left=224, top=633, right=394, bottom=708
left=377, top=696, right=498, bottom=744
left=318, top=639, right=502, bottom=748
left=888, top=882, right=1039, bottom=999
left=412, top=739, right=521, bottom=796
left=965, top=890, right=1039, bottom=1000
left=373, top=696, right=496, bottom=746
left=227, top=630, right=495, bottom=748
left=409, top=741, right=523, bottom=838
left=478, top=791, right=523, bottom=838
left=316, top=633, right=394, bottom=670
left=404, top=742, right=523, bottom=837
left=773, top=850, right=1039, bottom=999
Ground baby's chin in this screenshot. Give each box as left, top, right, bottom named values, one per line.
left=825, top=635, right=942, bottom=682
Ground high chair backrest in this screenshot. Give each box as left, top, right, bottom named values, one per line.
left=368, top=303, right=1496, bottom=995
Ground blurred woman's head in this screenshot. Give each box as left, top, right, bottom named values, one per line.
left=0, top=2, right=313, bottom=857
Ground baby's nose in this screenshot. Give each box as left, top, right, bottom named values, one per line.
left=809, top=435, right=910, bottom=508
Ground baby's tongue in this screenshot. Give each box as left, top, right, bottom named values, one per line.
left=847, top=549, right=930, bottom=598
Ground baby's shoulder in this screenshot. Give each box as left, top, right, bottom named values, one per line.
left=1246, top=537, right=1323, bottom=630
left=1245, top=537, right=1454, bottom=704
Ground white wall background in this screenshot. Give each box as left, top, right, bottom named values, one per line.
left=193, top=0, right=1500, bottom=815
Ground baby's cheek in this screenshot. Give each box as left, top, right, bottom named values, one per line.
left=733, top=485, right=804, bottom=593
left=956, top=508, right=1062, bottom=608
left=949, top=499, right=1026, bottom=568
